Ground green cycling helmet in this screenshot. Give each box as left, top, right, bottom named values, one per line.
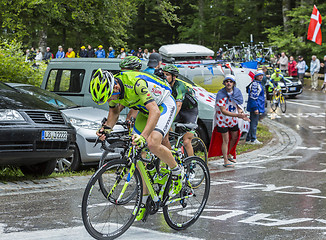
left=90, top=68, right=115, bottom=105
left=163, top=64, right=179, bottom=76
left=119, top=56, right=142, bottom=69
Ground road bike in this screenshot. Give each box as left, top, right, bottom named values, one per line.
left=270, top=88, right=286, bottom=113
left=81, top=120, right=210, bottom=240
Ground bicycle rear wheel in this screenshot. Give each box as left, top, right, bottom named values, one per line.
left=82, top=159, right=142, bottom=240
left=191, top=137, right=208, bottom=165
left=280, top=95, right=286, bottom=113
left=163, top=156, right=210, bottom=230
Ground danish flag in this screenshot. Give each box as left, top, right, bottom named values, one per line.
left=307, top=5, right=322, bottom=45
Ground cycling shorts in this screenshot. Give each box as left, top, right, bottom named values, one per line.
left=133, top=95, right=176, bottom=137
left=174, top=106, right=198, bottom=124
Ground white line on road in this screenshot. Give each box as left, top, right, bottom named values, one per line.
left=286, top=101, right=321, bottom=108
left=0, top=225, right=204, bottom=240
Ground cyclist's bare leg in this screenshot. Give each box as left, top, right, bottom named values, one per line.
left=183, top=132, right=194, bottom=156
left=147, top=131, right=177, bottom=169
left=221, top=132, right=230, bottom=165
left=162, top=133, right=172, bottom=150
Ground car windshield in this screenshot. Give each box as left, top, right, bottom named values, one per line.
left=0, top=81, right=17, bottom=91
left=15, top=85, right=78, bottom=109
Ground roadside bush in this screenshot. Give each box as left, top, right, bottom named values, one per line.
left=0, top=39, right=46, bottom=87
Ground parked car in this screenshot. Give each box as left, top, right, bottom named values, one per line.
left=0, top=81, right=76, bottom=176
left=8, top=83, right=123, bottom=172
left=40, top=58, right=215, bottom=146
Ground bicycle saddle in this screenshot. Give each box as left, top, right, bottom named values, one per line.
left=175, top=123, right=198, bottom=131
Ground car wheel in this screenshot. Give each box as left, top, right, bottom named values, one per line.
left=289, top=95, right=297, bottom=99
left=195, top=122, right=209, bottom=148
left=55, top=145, right=81, bottom=172
left=20, top=159, right=57, bottom=176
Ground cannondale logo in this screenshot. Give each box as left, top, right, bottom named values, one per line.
left=44, top=113, right=53, bottom=122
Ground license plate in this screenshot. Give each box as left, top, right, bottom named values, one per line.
left=41, top=131, right=67, bottom=141
left=289, top=87, right=296, bottom=91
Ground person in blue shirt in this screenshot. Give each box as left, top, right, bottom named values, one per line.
left=246, top=71, right=265, bottom=144
left=108, top=47, right=115, bottom=58
left=144, top=52, right=162, bottom=75
left=56, top=46, right=65, bottom=58
left=95, top=45, right=106, bottom=58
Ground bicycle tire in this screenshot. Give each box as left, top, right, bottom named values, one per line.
left=190, top=137, right=208, bottom=165
left=280, top=95, right=286, bottom=113
left=270, top=95, right=278, bottom=111
left=82, top=159, right=142, bottom=240
left=163, top=156, right=210, bottom=230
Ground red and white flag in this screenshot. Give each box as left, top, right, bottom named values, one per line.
left=307, top=5, right=322, bottom=45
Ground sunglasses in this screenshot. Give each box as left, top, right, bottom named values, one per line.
left=224, top=80, right=233, bottom=83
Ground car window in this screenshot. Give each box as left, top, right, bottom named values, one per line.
left=0, top=81, right=16, bottom=91
left=17, top=86, right=78, bottom=109
left=46, top=69, right=85, bottom=93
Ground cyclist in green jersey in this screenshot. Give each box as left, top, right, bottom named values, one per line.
left=162, top=64, right=198, bottom=156
left=268, top=68, right=288, bottom=93
left=90, top=56, right=184, bottom=221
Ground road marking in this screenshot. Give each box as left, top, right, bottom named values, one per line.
left=282, top=168, right=326, bottom=173
left=319, top=152, right=326, bottom=154
left=286, top=101, right=321, bottom=108
left=295, top=146, right=321, bottom=150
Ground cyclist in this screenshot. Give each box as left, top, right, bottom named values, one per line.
left=268, top=68, right=288, bottom=99
left=162, top=64, right=198, bottom=157
left=90, top=56, right=183, bottom=221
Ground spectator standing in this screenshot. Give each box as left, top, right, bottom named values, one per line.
left=261, top=65, right=270, bottom=87
left=144, top=52, right=162, bottom=75
left=288, top=56, right=297, bottom=77
left=95, top=45, right=105, bottom=58
left=208, top=75, right=249, bottom=168
left=310, top=55, right=320, bottom=91
left=43, top=47, right=53, bottom=61
left=129, top=49, right=135, bottom=56
left=28, top=47, right=36, bottom=61
left=108, top=47, right=115, bottom=58
left=65, top=48, right=75, bottom=58
left=87, top=45, right=95, bottom=58
left=296, top=56, right=306, bottom=86
left=246, top=71, right=265, bottom=144
left=25, top=49, right=30, bottom=62
left=117, top=48, right=126, bottom=59
left=278, top=52, right=288, bottom=75
left=79, top=46, right=88, bottom=58
left=320, top=55, right=326, bottom=93
left=143, top=49, right=150, bottom=60
left=216, top=48, right=223, bottom=60
left=35, top=48, right=43, bottom=61
left=136, top=47, right=143, bottom=59
left=56, top=46, right=65, bottom=58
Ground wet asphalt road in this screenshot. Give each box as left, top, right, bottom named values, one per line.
left=0, top=89, right=325, bottom=240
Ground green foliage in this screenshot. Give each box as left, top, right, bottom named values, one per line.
left=0, top=39, right=46, bottom=86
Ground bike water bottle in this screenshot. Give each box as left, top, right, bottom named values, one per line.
left=154, top=168, right=169, bottom=185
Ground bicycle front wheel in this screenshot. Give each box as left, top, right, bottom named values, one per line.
left=280, top=95, right=286, bottom=113
left=82, top=159, right=142, bottom=240
left=163, top=156, right=210, bottom=230
left=270, top=95, right=277, bottom=111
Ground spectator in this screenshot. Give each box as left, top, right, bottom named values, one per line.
left=261, top=65, right=269, bottom=87
left=65, top=48, right=76, bottom=58
left=143, top=49, right=150, bottom=60
left=25, top=49, right=30, bottom=62
left=296, top=56, right=306, bottom=86
left=28, top=47, right=36, bottom=61
left=310, top=55, right=320, bottom=91
left=278, top=52, right=288, bottom=75
left=320, top=55, right=326, bottom=93
left=136, top=47, right=143, bottom=59
left=79, top=46, right=88, bottom=58
left=107, top=47, right=115, bottom=58
left=117, top=48, right=126, bottom=59
left=35, top=48, right=43, bottom=61
left=43, top=47, right=53, bottom=61
left=87, top=45, right=95, bottom=58
left=288, top=56, right=297, bottom=77
left=56, top=46, right=65, bottom=58
left=216, top=48, right=223, bottom=60
left=129, top=49, right=135, bottom=56
left=152, top=49, right=157, bottom=53
left=144, top=52, right=162, bottom=75
left=95, top=45, right=105, bottom=58
left=246, top=71, right=265, bottom=144
left=208, top=75, right=249, bottom=168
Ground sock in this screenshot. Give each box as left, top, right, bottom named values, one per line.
left=142, top=194, right=149, bottom=205
left=171, top=165, right=181, bottom=176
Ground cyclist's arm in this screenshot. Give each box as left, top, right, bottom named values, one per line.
left=174, top=81, right=186, bottom=116
left=281, top=76, right=287, bottom=88
left=105, top=104, right=120, bottom=128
